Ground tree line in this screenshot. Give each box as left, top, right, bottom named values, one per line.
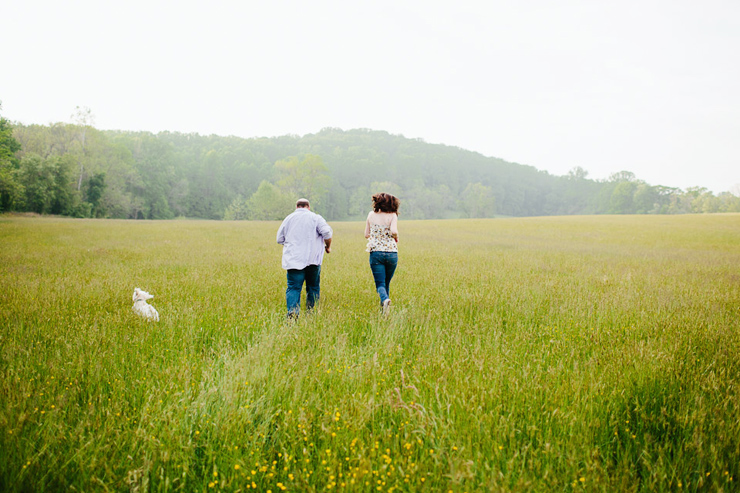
left=2, top=107, right=739, bottom=220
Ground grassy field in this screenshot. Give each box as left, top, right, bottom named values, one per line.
left=1, top=214, right=739, bottom=492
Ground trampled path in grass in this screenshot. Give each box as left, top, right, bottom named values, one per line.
left=1, top=214, right=739, bottom=491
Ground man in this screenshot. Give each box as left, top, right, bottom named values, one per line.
left=276, top=198, right=333, bottom=319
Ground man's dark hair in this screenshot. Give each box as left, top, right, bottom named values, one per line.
left=372, top=193, right=400, bottom=214
left=296, top=198, right=310, bottom=208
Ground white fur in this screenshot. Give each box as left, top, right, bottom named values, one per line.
left=132, top=287, right=159, bottom=321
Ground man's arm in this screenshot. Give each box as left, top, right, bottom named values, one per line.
left=316, top=216, right=333, bottom=253
left=276, top=220, right=286, bottom=245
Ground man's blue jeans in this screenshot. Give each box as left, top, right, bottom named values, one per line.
left=369, top=251, right=398, bottom=305
left=286, top=264, right=321, bottom=318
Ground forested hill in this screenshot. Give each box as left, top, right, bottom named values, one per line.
left=3, top=121, right=739, bottom=220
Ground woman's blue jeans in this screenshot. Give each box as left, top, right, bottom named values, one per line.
left=286, top=264, right=321, bottom=318
left=369, top=251, right=398, bottom=305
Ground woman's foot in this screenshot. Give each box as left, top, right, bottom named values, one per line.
left=382, top=298, right=391, bottom=315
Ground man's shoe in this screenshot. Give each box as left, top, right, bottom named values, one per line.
left=382, top=298, right=391, bottom=315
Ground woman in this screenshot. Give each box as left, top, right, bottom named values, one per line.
left=365, top=192, right=400, bottom=314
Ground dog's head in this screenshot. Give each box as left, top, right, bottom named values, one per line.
left=133, top=288, right=154, bottom=302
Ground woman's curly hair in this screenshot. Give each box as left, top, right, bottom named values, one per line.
left=372, top=192, right=400, bottom=214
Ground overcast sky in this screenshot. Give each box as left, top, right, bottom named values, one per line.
left=3, top=0, right=739, bottom=194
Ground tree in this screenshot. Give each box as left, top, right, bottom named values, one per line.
left=401, top=182, right=456, bottom=219
left=667, top=191, right=693, bottom=214
left=567, top=166, right=589, bottom=180
left=689, top=188, right=721, bottom=213
left=17, top=154, right=78, bottom=214
left=275, top=154, right=330, bottom=209
left=247, top=181, right=294, bottom=220
left=609, top=170, right=637, bottom=183
left=86, top=172, right=107, bottom=217
left=459, top=182, right=496, bottom=218
left=126, top=134, right=177, bottom=219
left=369, top=181, right=403, bottom=197
left=71, top=106, right=95, bottom=191
left=223, top=195, right=249, bottom=220
left=610, top=181, right=637, bottom=214
left=8, top=123, right=731, bottom=220
left=718, top=192, right=740, bottom=212
left=348, top=185, right=371, bottom=218
left=651, top=185, right=679, bottom=214
left=633, top=183, right=657, bottom=214
left=348, top=182, right=405, bottom=218
left=0, top=103, right=23, bottom=211
left=97, top=138, right=138, bottom=218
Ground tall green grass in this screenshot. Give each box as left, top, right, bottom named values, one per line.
left=1, top=214, right=739, bottom=492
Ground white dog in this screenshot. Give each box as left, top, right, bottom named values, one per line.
left=132, top=288, right=159, bottom=321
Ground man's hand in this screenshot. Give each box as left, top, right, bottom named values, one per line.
left=324, top=238, right=332, bottom=254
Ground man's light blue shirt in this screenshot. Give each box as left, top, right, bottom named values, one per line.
left=276, top=208, right=333, bottom=270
